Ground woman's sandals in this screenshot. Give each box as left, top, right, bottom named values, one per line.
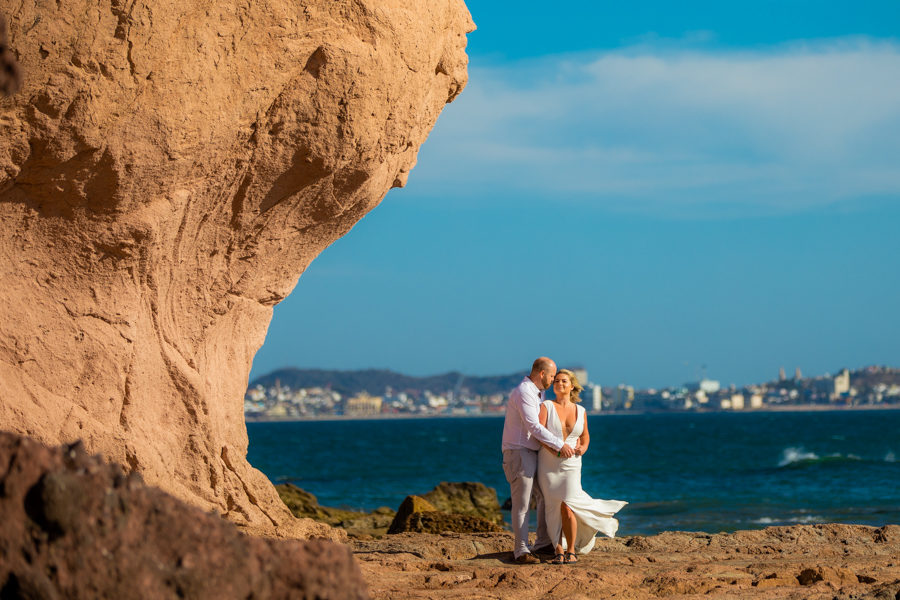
left=550, top=552, right=578, bottom=565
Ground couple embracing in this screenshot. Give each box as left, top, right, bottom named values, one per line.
left=502, top=357, right=627, bottom=565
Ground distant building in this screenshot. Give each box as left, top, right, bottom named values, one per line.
left=779, top=367, right=786, bottom=381
left=571, top=367, right=589, bottom=387
left=613, top=385, right=634, bottom=410
left=834, top=369, right=850, bottom=397
left=700, top=379, right=720, bottom=394
left=591, top=385, right=602, bottom=412
left=345, top=393, right=383, bottom=416
left=795, top=367, right=803, bottom=380
left=686, top=379, right=720, bottom=394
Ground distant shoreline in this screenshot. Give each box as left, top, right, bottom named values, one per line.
left=245, top=403, right=900, bottom=423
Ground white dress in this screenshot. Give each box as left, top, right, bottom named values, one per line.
left=537, top=401, right=627, bottom=554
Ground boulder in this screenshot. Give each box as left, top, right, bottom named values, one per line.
left=423, top=481, right=504, bottom=525
left=0, top=431, right=366, bottom=599
left=388, top=495, right=439, bottom=534
left=0, top=0, right=473, bottom=536
left=401, top=511, right=505, bottom=535
left=388, top=494, right=503, bottom=535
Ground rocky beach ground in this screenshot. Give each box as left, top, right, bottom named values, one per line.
left=352, top=525, right=900, bottom=599
left=276, top=479, right=900, bottom=599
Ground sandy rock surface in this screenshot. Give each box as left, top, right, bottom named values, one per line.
left=352, top=524, right=900, bottom=599
left=0, top=431, right=367, bottom=599
left=0, top=0, right=473, bottom=536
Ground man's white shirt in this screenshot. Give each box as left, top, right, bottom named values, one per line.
left=502, top=377, right=564, bottom=452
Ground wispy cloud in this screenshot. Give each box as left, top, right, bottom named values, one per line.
left=413, top=38, right=900, bottom=216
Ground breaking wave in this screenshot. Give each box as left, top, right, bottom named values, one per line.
left=777, top=447, right=862, bottom=468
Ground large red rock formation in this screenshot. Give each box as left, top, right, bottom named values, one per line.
left=0, top=0, right=473, bottom=536
left=0, top=432, right=367, bottom=599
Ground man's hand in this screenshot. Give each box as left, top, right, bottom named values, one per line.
left=573, top=443, right=583, bottom=456
left=558, top=444, right=575, bottom=458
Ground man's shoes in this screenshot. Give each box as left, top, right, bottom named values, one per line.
left=514, top=553, right=541, bottom=565
left=531, top=544, right=555, bottom=557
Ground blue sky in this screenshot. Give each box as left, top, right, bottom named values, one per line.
left=250, top=1, right=900, bottom=389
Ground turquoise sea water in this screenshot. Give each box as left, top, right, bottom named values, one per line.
left=247, top=410, right=900, bottom=536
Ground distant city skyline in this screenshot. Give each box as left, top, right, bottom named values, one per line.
left=250, top=1, right=900, bottom=390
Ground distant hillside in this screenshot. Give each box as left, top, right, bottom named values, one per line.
left=249, top=368, right=526, bottom=397
left=850, top=366, right=900, bottom=387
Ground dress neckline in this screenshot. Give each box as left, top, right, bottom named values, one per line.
left=548, top=400, right=580, bottom=441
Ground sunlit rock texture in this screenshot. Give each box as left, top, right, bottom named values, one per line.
left=0, top=0, right=472, bottom=536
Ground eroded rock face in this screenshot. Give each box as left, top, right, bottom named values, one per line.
left=0, top=432, right=368, bottom=599
left=0, top=0, right=473, bottom=536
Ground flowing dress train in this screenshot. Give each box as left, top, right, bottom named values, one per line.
left=537, top=401, right=627, bottom=554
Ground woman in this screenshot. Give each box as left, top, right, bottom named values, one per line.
left=537, top=369, right=627, bottom=564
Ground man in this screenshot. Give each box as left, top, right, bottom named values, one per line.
left=502, top=356, right=575, bottom=564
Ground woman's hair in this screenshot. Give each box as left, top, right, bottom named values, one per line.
left=556, top=369, right=583, bottom=403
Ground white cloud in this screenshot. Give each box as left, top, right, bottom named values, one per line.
left=412, top=38, right=900, bottom=216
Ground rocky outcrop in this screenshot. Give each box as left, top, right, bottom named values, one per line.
left=353, top=524, right=900, bottom=599
left=277, top=483, right=395, bottom=538
left=388, top=495, right=439, bottom=534
left=397, top=511, right=505, bottom=535
left=0, top=432, right=367, bottom=599
left=422, top=481, right=503, bottom=525
left=277, top=483, right=368, bottom=524
left=0, top=0, right=473, bottom=536
left=388, top=494, right=503, bottom=535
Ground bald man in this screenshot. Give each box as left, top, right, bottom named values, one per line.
left=501, top=357, right=575, bottom=563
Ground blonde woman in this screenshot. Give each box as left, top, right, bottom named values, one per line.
left=537, top=369, right=627, bottom=564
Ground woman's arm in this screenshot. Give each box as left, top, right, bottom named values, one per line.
left=576, top=409, right=590, bottom=455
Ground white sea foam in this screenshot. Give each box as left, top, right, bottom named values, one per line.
left=751, top=515, right=824, bottom=525
left=792, top=515, right=825, bottom=524
left=886, top=451, right=896, bottom=463
left=778, top=447, right=819, bottom=467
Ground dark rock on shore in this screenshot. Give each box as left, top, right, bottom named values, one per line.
left=276, top=484, right=396, bottom=539
left=388, top=496, right=440, bottom=534
left=0, top=432, right=368, bottom=599
left=277, top=483, right=367, bottom=524
left=422, top=481, right=504, bottom=525
left=275, top=481, right=504, bottom=538
left=388, top=495, right=503, bottom=535
left=401, top=511, right=505, bottom=535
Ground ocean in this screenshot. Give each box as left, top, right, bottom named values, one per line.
left=247, top=410, right=900, bottom=536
